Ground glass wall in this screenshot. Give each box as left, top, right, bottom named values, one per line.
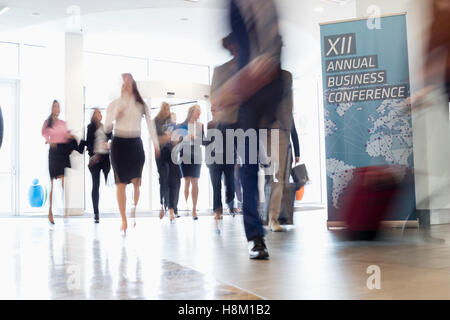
left=149, top=60, right=211, bottom=213
left=293, top=76, right=325, bottom=205
left=83, top=53, right=212, bottom=214
left=19, top=45, right=61, bottom=215
left=0, top=43, right=19, bottom=214
left=1, top=38, right=325, bottom=217
left=0, top=82, right=15, bottom=214
left=0, top=42, right=64, bottom=215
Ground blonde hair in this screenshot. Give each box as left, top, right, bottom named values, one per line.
left=155, top=102, right=171, bottom=121
left=183, top=104, right=201, bottom=124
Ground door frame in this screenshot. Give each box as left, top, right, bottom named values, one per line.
left=0, top=78, right=20, bottom=216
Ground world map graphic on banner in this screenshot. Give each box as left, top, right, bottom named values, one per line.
left=325, top=98, right=413, bottom=209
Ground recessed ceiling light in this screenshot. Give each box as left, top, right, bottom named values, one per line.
left=181, top=17, right=189, bottom=21
left=314, top=6, right=325, bottom=12
left=0, top=6, right=10, bottom=16
left=31, top=12, right=41, bottom=16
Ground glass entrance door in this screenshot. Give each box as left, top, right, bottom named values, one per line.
left=149, top=98, right=213, bottom=213
left=0, top=81, right=18, bottom=215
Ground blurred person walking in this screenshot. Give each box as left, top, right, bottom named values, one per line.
left=154, top=102, right=181, bottom=223
left=204, top=106, right=237, bottom=222
left=41, top=100, right=83, bottom=224
left=213, top=0, right=284, bottom=259
left=177, top=105, right=204, bottom=220
left=84, top=108, right=111, bottom=223
left=209, top=33, right=241, bottom=220
left=105, top=73, right=159, bottom=234
left=410, top=0, right=450, bottom=109
left=260, top=71, right=301, bottom=232
left=170, top=112, right=182, bottom=218
left=425, top=0, right=450, bottom=103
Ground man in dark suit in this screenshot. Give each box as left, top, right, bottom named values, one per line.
left=213, top=0, right=283, bottom=259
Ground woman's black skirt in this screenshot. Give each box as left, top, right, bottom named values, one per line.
left=48, top=140, right=78, bottom=179
left=110, top=136, right=145, bottom=184
left=179, top=146, right=202, bottom=178
left=180, top=163, right=201, bottom=179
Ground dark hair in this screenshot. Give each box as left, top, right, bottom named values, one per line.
left=132, top=79, right=146, bottom=106
left=90, top=108, right=101, bottom=129
left=46, top=100, right=59, bottom=128
left=123, top=73, right=146, bottom=113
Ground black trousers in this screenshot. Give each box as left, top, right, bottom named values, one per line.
left=209, top=163, right=235, bottom=213
left=156, top=147, right=181, bottom=212
left=89, top=154, right=110, bottom=216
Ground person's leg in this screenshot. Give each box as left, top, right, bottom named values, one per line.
left=191, top=178, right=199, bottom=219
left=268, top=129, right=290, bottom=231
left=209, top=165, right=223, bottom=218
left=241, top=163, right=264, bottom=241
left=234, top=164, right=243, bottom=205
left=168, top=160, right=181, bottom=220
left=130, top=178, right=141, bottom=227
left=61, top=175, right=68, bottom=217
left=156, top=154, right=169, bottom=218
left=90, top=163, right=101, bottom=222
left=48, top=178, right=54, bottom=224
left=224, top=164, right=236, bottom=214
left=238, top=130, right=268, bottom=259
left=116, top=182, right=127, bottom=232
left=184, top=176, right=191, bottom=210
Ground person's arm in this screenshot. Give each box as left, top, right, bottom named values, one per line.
left=85, top=124, right=95, bottom=155
left=104, top=101, right=116, bottom=135
left=212, top=55, right=280, bottom=109
left=291, top=122, right=300, bottom=163
left=203, top=122, right=217, bottom=146
left=41, top=120, right=50, bottom=142
left=144, top=105, right=160, bottom=158
left=192, top=123, right=205, bottom=146
left=213, top=0, right=282, bottom=109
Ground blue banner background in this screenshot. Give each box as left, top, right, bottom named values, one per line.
left=320, top=15, right=416, bottom=221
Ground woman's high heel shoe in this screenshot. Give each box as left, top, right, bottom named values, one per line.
left=130, top=205, right=137, bottom=228
left=48, top=212, right=55, bottom=225
left=214, top=209, right=223, bottom=221
left=159, top=208, right=165, bottom=219
left=121, top=220, right=128, bottom=235
left=169, top=209, right=176, bottom=223
left=193, top=210, right=199, bottom=221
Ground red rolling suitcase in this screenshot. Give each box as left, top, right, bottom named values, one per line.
left=339, top=165, right=402, bottom=240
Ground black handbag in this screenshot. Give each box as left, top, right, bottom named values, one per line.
left=292, top=164, right=309, bottom=190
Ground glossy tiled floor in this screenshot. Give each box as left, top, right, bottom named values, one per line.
left=1, top=211, right=450, bottom=300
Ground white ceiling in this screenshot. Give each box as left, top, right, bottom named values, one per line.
left=0, top=0, right=227, bottom=29
left=0, top=0, right=357, bottom=77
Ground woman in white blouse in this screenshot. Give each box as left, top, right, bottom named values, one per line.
left=105, top=73, right=159, bottom=234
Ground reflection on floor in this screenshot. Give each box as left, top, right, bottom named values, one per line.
left=1, top=211, right=450, bottom=299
